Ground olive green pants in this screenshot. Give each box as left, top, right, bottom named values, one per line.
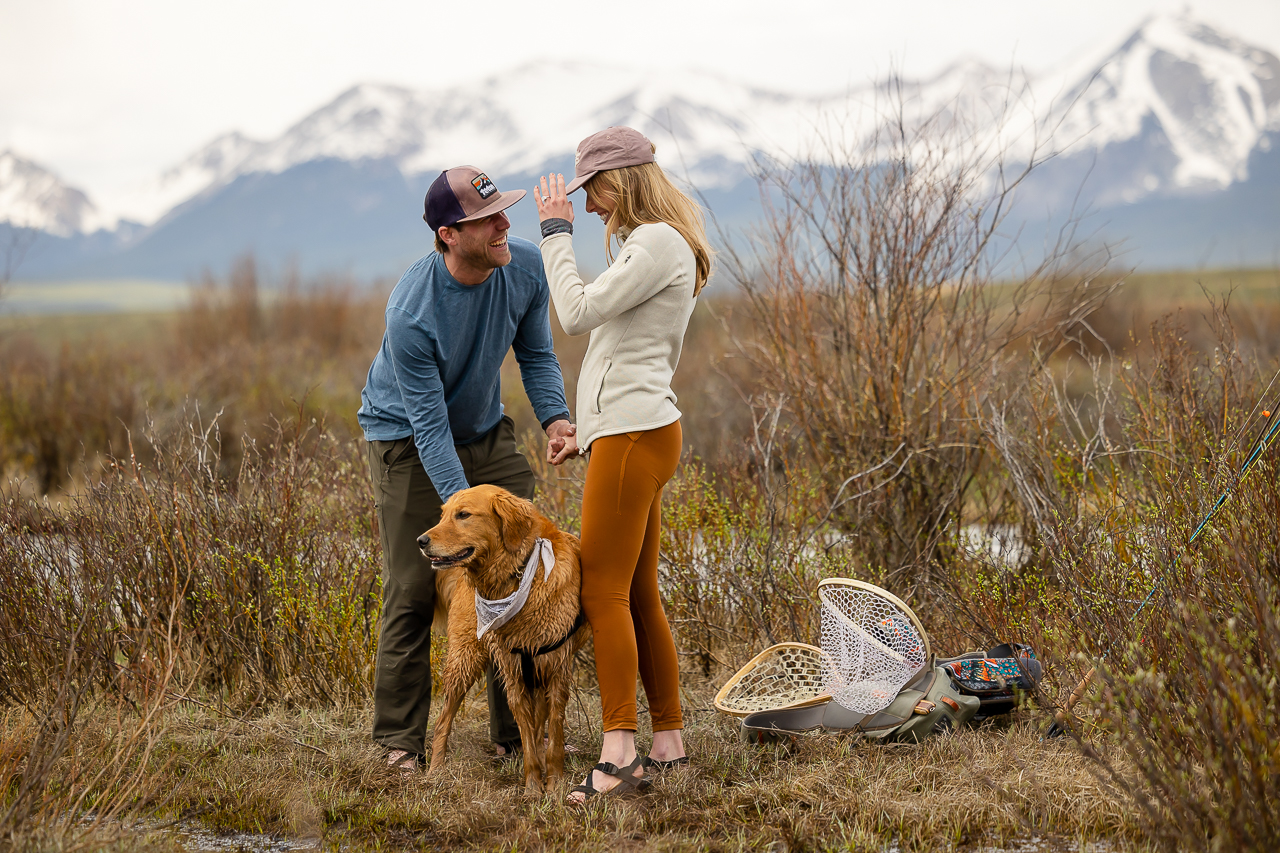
left=367, top=415, right=536, bottom=755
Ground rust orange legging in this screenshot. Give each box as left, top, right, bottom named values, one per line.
left=580, top=420, right=684, bottom=733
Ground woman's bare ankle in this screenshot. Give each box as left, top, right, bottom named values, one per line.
left=598, top=729, right=638, bottom=770
left=648, top=729, right=685, bottom=762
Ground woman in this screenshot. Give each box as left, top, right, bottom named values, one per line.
left=534, top=126, right=713, bottom=802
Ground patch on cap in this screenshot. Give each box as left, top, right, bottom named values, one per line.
left=471, top=173, right=498, bottom=199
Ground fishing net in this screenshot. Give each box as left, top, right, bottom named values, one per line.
left=713, top=643, right=831, bottom=717
left=817, top=579, right=930, bottom=715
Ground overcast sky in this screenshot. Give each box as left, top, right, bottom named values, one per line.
left=1, top=0, right=1277, bottom=204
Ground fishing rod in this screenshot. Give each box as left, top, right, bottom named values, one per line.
left=1045, top=398, right=1280, bottom=738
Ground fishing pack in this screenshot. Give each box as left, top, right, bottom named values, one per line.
left=937, top=642, right=1041, bottom=720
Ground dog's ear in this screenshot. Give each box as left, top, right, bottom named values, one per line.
left=491, top=490, right=535, bottom=555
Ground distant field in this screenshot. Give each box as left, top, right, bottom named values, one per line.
left=3, top=268, right=1279, bottom=354
left=1119, top=267, right=1280, bottom=304
left=0, top=278, right=189, bottom=316
left=0, top=309, right=174, bottom=352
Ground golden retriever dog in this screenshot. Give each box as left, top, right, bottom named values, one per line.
left=418, top=484, right=586, bottom=793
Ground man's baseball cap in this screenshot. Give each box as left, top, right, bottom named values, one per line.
left=565, top=127, right=656, bottom=194
left=423, top=166, right=526, bottom=232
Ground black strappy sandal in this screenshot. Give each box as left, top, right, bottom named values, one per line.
left=641, top=755, right=689, bottom=773
left=567, top=756, right=651, bottom=803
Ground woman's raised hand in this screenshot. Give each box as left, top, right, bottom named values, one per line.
left=534, top=173, right=573, bottom=224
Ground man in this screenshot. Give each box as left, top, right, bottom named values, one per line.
left=358, top=166, right=579, bottom=769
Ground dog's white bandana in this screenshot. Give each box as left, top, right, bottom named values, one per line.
left=474, top=538, right=554, bottom=639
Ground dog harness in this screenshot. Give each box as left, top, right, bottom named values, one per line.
left=474, top=538, right=555, bottom=639
left=515, top=610, right=587, bottom=694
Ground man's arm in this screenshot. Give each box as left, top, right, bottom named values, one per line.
left=385, top=307, right=469, bottom=499
left=511, top=270, right=576, bottom=463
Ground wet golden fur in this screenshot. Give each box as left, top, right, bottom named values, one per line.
left=418, top=484, right=586, bottom=793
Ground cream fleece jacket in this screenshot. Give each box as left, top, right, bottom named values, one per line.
left=540, top=222, right=697, bottom=450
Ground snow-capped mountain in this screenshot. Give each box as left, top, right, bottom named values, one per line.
left=112, top=63, right=824, bottom=226
left=0, top=151, right=110, bottom=237
left=3, top=11, right=1278, bottom=282
left=1044, top=13, right=1280, bottom=203
left=123, top=12, right=1277, bottom=224
left=111, top=132, right=267, bottom=226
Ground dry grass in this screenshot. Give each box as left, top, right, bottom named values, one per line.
left=0, top=693, right=1152, bottom=853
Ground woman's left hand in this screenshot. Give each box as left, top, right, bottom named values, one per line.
left=534, top=173, right=574, bottom=224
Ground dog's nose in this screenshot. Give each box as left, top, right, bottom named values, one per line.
left=416, top=533, right=430, bottom=550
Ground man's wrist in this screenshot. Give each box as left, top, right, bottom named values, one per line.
left=541, top=414, right=572, bottom=433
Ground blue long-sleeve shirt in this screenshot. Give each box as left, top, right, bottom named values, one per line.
left=357, top=237, right=570, bottom=500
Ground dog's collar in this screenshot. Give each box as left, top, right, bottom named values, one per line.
left=510, top=539, right=541, bottom=581
left=474, top=538, right=554, bottom=640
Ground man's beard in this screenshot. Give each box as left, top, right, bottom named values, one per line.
left=456, top=234, right=509, bottom=272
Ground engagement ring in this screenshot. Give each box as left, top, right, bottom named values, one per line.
left=541, top=196, right=550, bottom=203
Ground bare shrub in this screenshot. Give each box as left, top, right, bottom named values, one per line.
left=722, top=84, right=1120, bottom=591
left=0, top=256, right=383, bottom=495
left=661, top=457, right=839, bottom=674
left=0, top=399, right=380, bottom=845
left=0, top=337, right=139, bottom=494
left=978, top=302, right=1280, bottom=849
left=0, top=405, right=381, bottom=707
left=0, top=472, right=186, bottom=847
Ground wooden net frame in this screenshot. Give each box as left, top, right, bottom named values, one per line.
left=714, top=642, right=832, bottom=717
left=816, top=578, right=932, bottom=659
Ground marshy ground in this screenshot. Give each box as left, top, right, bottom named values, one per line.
left=2, top=240, right=1278, bottom=849
left=8, top=688, right=1144, bottom=852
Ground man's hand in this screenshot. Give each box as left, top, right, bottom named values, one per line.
left=545, top=419, right=580, bottom=465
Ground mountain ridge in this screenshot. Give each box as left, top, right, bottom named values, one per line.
left=4, top=11, right=1278, bottom=281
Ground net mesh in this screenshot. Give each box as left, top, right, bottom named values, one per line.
left=715, top=644, right=828, bottom=715
left=819, top=584, right=926, bottom=714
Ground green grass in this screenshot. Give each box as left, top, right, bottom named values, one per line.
left=0, top=279, right=189, bottom=316
left=0, top=309, right=174, bottom=354
left=1121, top=267, right=1280, bottom=303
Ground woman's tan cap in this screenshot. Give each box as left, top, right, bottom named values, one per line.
left=565, top=127, right=656, bottom=194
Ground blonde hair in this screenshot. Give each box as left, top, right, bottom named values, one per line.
left=585, top=156, right=714, bottom=296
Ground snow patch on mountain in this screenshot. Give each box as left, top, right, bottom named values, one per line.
left=108, top=131, right=266, bottom=226
left=0, top=151, right=109, bottom=236
left=151, top=64, right=831, bottom=207
left=1052, top=12, right=1280, bottom=193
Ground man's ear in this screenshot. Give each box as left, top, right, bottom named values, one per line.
left=438, top=224, right=459, bottom=249
left=491, top=490, right=535, bottom=555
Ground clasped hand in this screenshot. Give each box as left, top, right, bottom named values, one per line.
left=546, top=419, right=580, bottom=465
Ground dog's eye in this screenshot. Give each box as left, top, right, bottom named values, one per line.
left=455, top=510, right=471, bottom=520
